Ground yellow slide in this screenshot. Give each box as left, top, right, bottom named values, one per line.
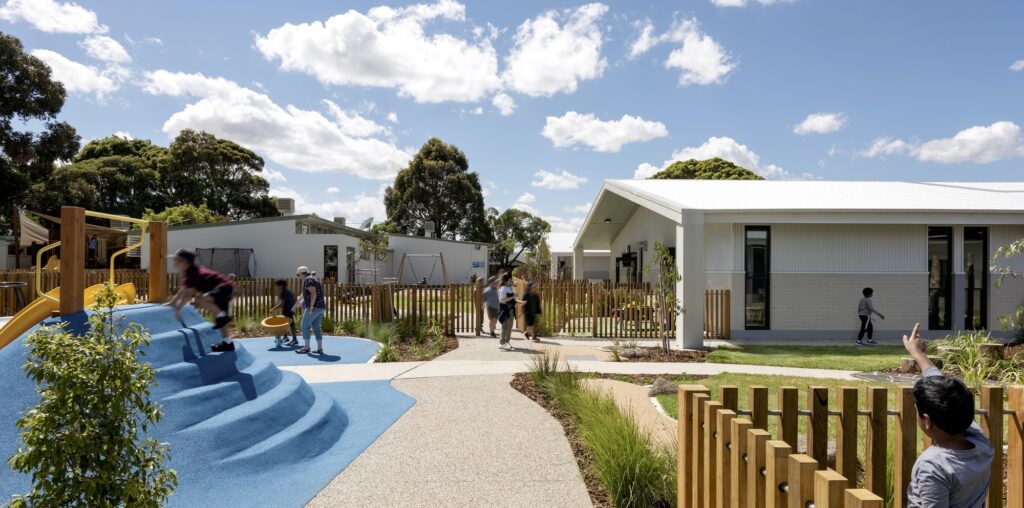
left=0, top=284, right=137, bottom=350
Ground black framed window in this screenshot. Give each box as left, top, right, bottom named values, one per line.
left=927, top=227, right=952, bottom=330
left=963, top=227, right=988, bottom=330
left=744, top=226, right=770, bottom=329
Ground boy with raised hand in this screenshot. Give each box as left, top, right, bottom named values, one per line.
left=903, top=323, right=993, bottom=508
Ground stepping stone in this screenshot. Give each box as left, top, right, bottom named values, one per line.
left=567, top=355, right=598, bottom=361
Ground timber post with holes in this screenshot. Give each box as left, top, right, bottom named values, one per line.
left=148, top=220, right=167, bottom=303
left=59, top=206, right=86, bottom=315
left=677, top=383, right=1023, bottom=508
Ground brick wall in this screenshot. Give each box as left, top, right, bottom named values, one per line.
left=770, top=273, right=927, bottom=332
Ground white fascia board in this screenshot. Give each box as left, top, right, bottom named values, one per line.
left=705, top=212, right=1024, bottom=225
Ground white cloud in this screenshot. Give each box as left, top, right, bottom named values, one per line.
left=541, top=111, right=668, bottom=152
left=326, top=186, right=339, bottom=193
left=254, top=0, right=501, bottom=103
left=470, top=106, right=483, bottom=115
left=509, top=191, right=584, bottom=232
left=30, top=49, right=122, bottom=99
left=628, top=18, right=734, bottom=86
left=0, top=0, right=106, bottom=34
left=113, top=130, right=132, bottom=140
left=860, top=121, right=1024, bottom=164
left=635, top=136, right=815, bottom=180
left=492, top=92, right=516, bottom=116
left=323, top=100, right=388, bottom=137
left=502, top=3, right=608, bottom=97
left=793, top=112, right=847, bottom=135
left=264, top=168, right=287, bottom=183
left=531, top=169, right=588, bottom=190
left=142, top=70, right=411, bottom=180
left=1011, top=60, right=1024, bottom=72
left=79, top=35, right=130, bottom=63
left=565, top=202, right=592, bottom=214
left=387, top=112, right=399, bottom=123
left=272, top=185, right=387, bottom=224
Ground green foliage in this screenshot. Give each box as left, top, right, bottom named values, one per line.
left=358, top=234, right=390, bottom=284
left=143, top=204, right=220, bottom=227
left=6, top=283, right=177, bottom=507
left=932, top=331, right=1023, bottom=390
left=487, top=207, right=551, bottom=268
left=369, top=221, right=402, bottom=235
left=649, top=158, right=763, bottom=180
left=384, top=137, right=490, bottom=241
left=375, top=341, right=398, bottom=363
left=649, top=241, right=680, bottom=353
left=706, top=345, right=905, bottom=371
left=529, top=354, right=676, bottom=508
left=993, top=238, right=1024, bottom=341
left=368, top=322, right=399, bottom=343
left=339, top=319, right=365, bottom=337
left=321, top=316, right=337, bottom=334
left=233, top=315, right=255, bottom=334
left=0, top=33, right=79, bottom=231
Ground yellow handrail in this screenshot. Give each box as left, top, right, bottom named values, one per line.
left=35, top=241, right=61, bottom=302
left=31, top=209, right=150, bottom=304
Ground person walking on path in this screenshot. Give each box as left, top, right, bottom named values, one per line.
left=167, top=248, right=237, bottom=352
left=270, top=278, right=299, bottom=347
left=295, top=266, right=328, bottom=355
left=497, top=274, right=517, bottom=351
left=857, top=287, right=884, bottom=346
left=523, top=282, right=542, bottom=343
left=482, top=276, right=500, bottom=338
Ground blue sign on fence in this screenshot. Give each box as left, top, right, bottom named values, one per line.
left=471, top=261, right=484, bottom=268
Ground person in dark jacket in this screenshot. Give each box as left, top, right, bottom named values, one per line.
left=167, top=248, right=236, bottom=352
left=523, top=282, right=542, bottom=342
left=271, top=279, right=299, bottom=347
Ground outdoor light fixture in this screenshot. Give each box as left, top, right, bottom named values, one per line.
left=603, top=218, right=611, bottom=223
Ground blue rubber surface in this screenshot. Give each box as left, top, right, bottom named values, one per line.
left=0, top=305, right=414, bottom=507
left=241, top=336, right=380, bottom=366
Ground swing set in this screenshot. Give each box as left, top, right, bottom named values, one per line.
left=395, top=253, right=449, bottom=286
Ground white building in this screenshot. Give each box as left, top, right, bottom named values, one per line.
left=574, top=180, right=1024, bottom=347
left=142, top=214, right=490, bottom=284
left=547, top=232, right=609, bottom=281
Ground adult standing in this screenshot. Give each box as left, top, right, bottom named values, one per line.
left=522, top=282, right=542, bottom=343
left=482, top=276, right=500, bottom=338
left=87, top=234, right=98, bottom=268
left=497, top=273, right=517, bottom=351
left=295, top=266, right=327, bottom=355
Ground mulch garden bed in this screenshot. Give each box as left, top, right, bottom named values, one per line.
left=510, top=372, right=612, bottom=508
left=391, top=335, right=459, bottom=362
left=615, top=347, right=708, bottom=363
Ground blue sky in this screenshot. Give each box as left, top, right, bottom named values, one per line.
left=3, top=0, right=1023, bottom=232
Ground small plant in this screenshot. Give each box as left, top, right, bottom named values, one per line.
left=321, top=316, right=337, bottom=334
left=623, top=339, right=641, bottom=350
left=610, top=348, right=623, bottom=362
left=233, top=315, right=255, bottom=334
left=368, top=322, right=398, bottom=343
left=933, top=330, right=1023, bottom=390
left=6, top=283, right=177, bottom=507
left=375, top=340, right=398, bottom=362
left=339, top=319, right=363, bottom=337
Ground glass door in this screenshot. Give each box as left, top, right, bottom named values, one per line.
left=963, top=227, right=988, bottom=330
left=927, top=227, right=952, bottom=330
left=744, top=226, right=770, bottom=329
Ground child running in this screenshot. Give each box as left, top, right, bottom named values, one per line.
left=270, top=278, right=299, bottom=347
left=167, top=249, right=237, bottom=352
left=903, top=323, right=993, bottom=507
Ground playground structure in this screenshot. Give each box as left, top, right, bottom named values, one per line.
left=0, top=206, right=167, bottom=349
left=394, top=253, right=448, bottom=285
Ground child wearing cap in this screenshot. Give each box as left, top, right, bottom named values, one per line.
left=167, top=249, right=237, bottom=352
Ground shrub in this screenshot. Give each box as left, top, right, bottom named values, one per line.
left=375, top=341, right=398, bottom=362
left=233, top=315, right=255, bottom=334
left=339, top=319, right=363, bottom=337
left=933, top=330, right=1023, bottom=390
left=321, top=316, right=337, bottom=334
left=6, top=283, right=177, bottom=507
left=368, top=322, right=398, bottom=343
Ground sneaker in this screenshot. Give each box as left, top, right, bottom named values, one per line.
left=314, top=349, right=325, bottom=355
left=295, top=347, right=311, bottom=354
left=531, top=337, right=541, bottom=343
left=286, top=339, right=299, bottom=346
left=499, top=343, right=513, bottom=351
left=490, top=332, right=497, bottom=338
left=855, top=340, right=864, bottom=347
left=865, top=339, right=878, bottom=346
left=211, top=341, right=235, bottom=352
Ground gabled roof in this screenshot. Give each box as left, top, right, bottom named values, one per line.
left=168, top=214, right=379, bottom=240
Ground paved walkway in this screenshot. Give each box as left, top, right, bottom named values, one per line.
left=307, top=375, right=592, bottom=508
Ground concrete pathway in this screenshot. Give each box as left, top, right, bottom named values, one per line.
left=306, top=375, right=592, bottom=508
left=582, top=378, right=677, bottom=447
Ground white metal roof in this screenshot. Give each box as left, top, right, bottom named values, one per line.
left=547, top=232, right=609, bottom=255
left=606, top=180, right=1024, bottom=213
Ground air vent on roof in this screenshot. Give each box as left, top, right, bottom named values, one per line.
left=276, top=198, right=295, bottom=216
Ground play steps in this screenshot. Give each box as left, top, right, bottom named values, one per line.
left=120, top=304, right=350, bottom=469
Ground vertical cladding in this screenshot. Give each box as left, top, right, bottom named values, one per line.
left=991, top=226, right=1024, bottom=273
left=991, top=275, right=1024, bottom=331
left=770, top=224, right=927, bottom=273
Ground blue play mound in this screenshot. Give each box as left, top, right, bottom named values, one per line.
left=0, top=304, right=414, bottom=507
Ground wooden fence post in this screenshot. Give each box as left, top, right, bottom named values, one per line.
left=704, top=401, right=723, bottom=508
left=765, top=440, right=791, bottom=508
left=787, top=454, right=817, bottom=508
left=692, top=393, right=711, bottom=508
left=808, top=386, right=829, bottom=468
left=59, top=206, right=85, bottom=315
left=837, top=387, right=858, bottom=480
left=474, top=278, right=483, bottom=336
left=716, top=409, right=736, bottom=508
left=731, top=418, right=753, bottom=508
left=1009, top=386, right=1024, bottom=508
left=813, top=470, right=847, bottom=508
left=894, top=386, right=917, bottom=508
left=747, top=428, right=770, bottom=508
left=865, top=387, right=888, bottom=498
left=981, top=386, right=1004, bottom=508
left=778, top=386, right=799, bottom=449
left=750, top=386, right=768, bottom=430
left=720, top=385, right=738, bottom=412
left=844, top=489, right=884, bottom=508
left=679, top=385, right=710, bottom=507
left=147, top=221, right=167, bottom=303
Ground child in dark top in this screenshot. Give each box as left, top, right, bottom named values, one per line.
left=523, top=282, right=542, bottom=342
left=167, top=248, right=237, bottom=352
left=271, top=279, right=299, bottom=347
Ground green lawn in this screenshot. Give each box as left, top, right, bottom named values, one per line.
left=707, top=345, right=905, bottom=371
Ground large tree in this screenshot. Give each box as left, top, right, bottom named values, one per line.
left=384, top=137, right=490, bottom=241
left=0, top=33, right=80, bottom=231
left=649, top=158, right=763, bottom=180
left=160, top=129, right=279, bottom=219
left=487, top=207, right=551, bottom=268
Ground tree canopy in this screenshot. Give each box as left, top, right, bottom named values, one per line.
left=649, top=158, right=764, bottom=180
left=487, top=207, right=551, bottom=268
left=0, top=33, right=80, bottom=230
left=384, top=138, right=490, bottom=242
left=142, top=204, right=221, bottom=227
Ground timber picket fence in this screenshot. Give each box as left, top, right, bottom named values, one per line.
left=0, top=270, right=731, bottom=339
left=678, top=384, right=1024, bottom=508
